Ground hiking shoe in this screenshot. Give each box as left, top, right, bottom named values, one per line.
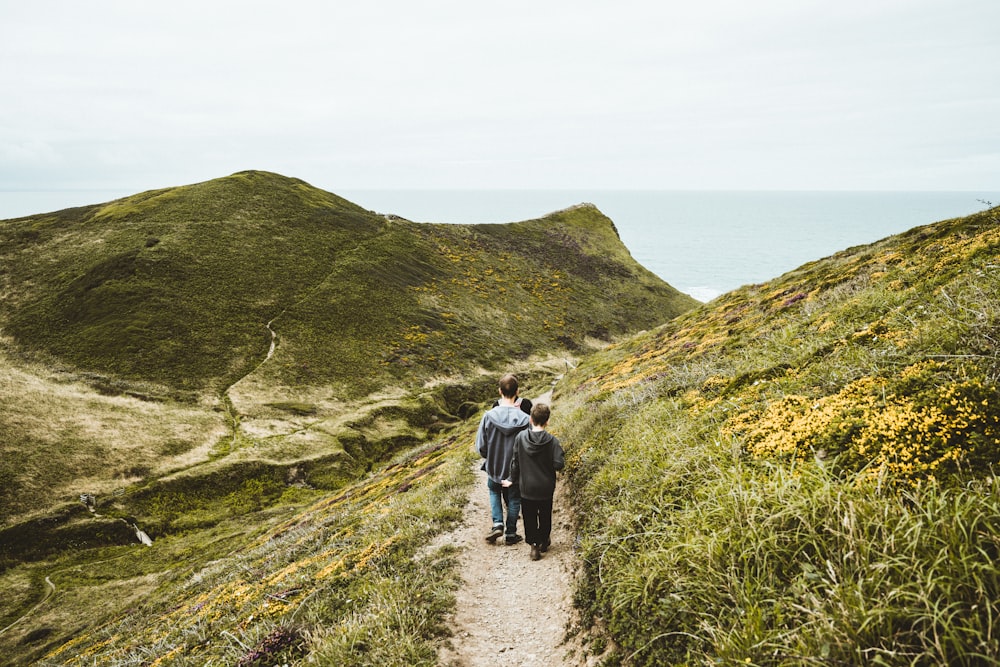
left=540, top=540, right=551, bottom=553
left=505, top=534, right=523, bottom=546
left=530, top=544, right=541, bottom=561
left=486, top=525, right=504, bottom=543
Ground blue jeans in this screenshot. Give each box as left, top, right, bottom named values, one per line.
left=487, top=477, right=520, bottom=537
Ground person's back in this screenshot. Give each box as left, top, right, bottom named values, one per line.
left=506, top=403, right=564, bottom=560
left=477, top=403, right=531, bottom=483
left=476, top=373, right=531, bottom=545
left=512, top=426, right=563, bottom=501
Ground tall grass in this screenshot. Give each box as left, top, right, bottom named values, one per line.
left=561, top=205, right=1000, bottom=665
left=564, top=393, right=1000, bottom=665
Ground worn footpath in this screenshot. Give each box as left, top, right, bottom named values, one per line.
left=437, top=390, right=586, bottom=666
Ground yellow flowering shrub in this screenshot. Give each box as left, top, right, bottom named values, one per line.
left=727, top=364, right=1000, bottom=485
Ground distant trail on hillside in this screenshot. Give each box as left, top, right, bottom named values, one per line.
left=0, top=577, right=55, bottom=638
left=438, top=387, right=588, bottom=667
left=1, top=544, right=139, bottom=640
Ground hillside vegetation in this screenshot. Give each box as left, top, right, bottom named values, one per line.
left=0, top=171, right=694, bottom=527
left=4, top=177, right=999, bottom=665
left=556, top=204, right=1000, bottom=664
left=1, top=171, right=691, bottom=400
left=0, top=173, right=694, bottom=665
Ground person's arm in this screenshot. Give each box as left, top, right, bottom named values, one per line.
left=475, top=416, right=488, bottom=458
left=502, top=440, right=520, bottom=487
left=553, top=438, right=565, bottom=472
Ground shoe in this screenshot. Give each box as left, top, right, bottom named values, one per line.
left=530, top=544, right=541, bottom=561
left=540, top=541, right=551, bottom=553
left=505, top=534, right=523, bottom=546
left=486, top=525, right=504, bottom=543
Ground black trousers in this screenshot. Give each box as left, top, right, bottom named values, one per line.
left=520, top=497, right=553, bottom=546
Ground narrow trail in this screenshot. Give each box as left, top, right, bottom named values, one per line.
left=0, top=578, right=55, bottom=638
left=437, top=388, right=587, bottom=667
left=0, top=516, right=151, bottom=640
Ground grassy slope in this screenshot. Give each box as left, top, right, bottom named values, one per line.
left=1, top=172, right=376, bottom=395
left=0, top=172, right=695, bottom=528
left=0, top=341, right=226, bottom=521
left=0, top=173, right=696, bottom=664
left=9, top=425, right=480, bottom=666
left=556, top=205, right=1000, bottom=664
left=1, top=173, right=692, bottom=399
left=6, top=200, right=999, bottom=664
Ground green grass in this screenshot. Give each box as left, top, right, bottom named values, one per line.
left=0, top=171, right=693, bottom=399
left=5, top=425, right=479, bottom=666
left=557, top=204, right=1000, bottom=665
left=11, top=175, right=999, bottom=665
left=0, top=343, right=226, bottom=523
left=1, top=172, right=379, bottom=394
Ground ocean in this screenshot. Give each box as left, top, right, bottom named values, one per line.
left=4, top=189, right=998, bottom=303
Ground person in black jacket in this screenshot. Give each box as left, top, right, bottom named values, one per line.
left=502, top=403, right=565, bottom=561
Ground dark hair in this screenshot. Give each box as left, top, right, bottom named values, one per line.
left=530, top=402, right=550, bottom=426
left=499, top=374, right=519, bottom=399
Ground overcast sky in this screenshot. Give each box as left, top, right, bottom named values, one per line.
left=1, top=0, right=998, bottom=197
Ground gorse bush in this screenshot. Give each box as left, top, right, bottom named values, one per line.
left=727, top=362, right=1000, bottom=485
left=561, top=204, right=1000, bottom=664
left=570, top=411, right=1000, bottom=665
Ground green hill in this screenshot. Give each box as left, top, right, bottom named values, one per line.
left=4, top=178, right=997, bottom=665
left=0, top=171, right=695, bottom=528
left=556, top=203, right=1000, bottom=664
left=1, top=171, right=692, bottom=399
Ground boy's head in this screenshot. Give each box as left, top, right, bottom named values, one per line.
left=499, top=373, right=519, bottom=399
left=530, top=403, right=550, bottom=428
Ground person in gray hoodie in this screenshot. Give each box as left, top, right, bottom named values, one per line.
left=476, top=374, right=531, bottom=545
left=503, top=402, right=565, bottom=561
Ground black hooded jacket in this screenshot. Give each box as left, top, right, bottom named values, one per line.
left=508, top=428, right=565, bottom=501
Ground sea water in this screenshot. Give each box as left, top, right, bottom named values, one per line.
left=3, top=189, right=998, bottom=303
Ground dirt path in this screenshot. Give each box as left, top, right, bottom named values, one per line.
left=437, top=389, right=584, bottom=667
left=0, top=577, right=55, bottom=639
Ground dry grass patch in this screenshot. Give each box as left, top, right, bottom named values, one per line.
left=0, top=348, right=225, bottom=524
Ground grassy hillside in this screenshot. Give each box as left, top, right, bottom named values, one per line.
left=13, top=201, right=996, bottom=667
left=3, top=421, right=480, bottom=666
left=14, top=176, right=999, bottom=665
left=0, top=172, right=693, bottom=399
left=0, top=172, right=695, bottom=528
left=0, top=173, right=696, bottom=665
left=1, top=172, right=375, bottom=395
left=556, top=204, right=1000, bottom=664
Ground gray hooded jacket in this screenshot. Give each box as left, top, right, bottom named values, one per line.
left=476, top=404, right=530, bottom=483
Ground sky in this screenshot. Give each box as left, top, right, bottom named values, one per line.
left=1, top=0, right=998, bottom=201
